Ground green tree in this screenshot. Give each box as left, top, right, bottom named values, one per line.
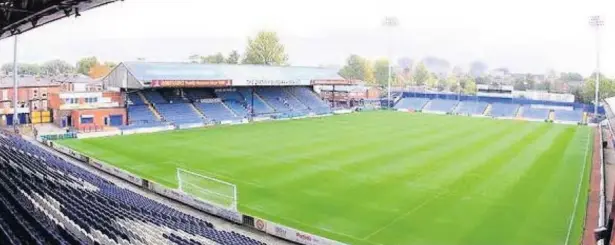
left=1, top=63, right=42, bottom=75
left=226, top=50, right=240, bottom=64
left=463, top=78, right=477, bottom=94
left=373, top=59, right=391, bottom=87
left=243, top=31, right=288, bottom=65
left=339, top=55, right=371, bottom=81
left=104, top=61, right=117, bottom=69
left=76, top=56, right=99, bottom=75
left=447, top=76, right=459, bottom=92
left=201, top=53, right=226, bottom=64
left=41, top=60, right=74, bottom=75
left=425, top=74, right=438, bottom=88
left=413, top=62, right=429, bottom=86
left=582, top=77, right=615, bottom=103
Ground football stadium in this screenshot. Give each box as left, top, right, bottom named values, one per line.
left=0, top=1, right=614, bottom=245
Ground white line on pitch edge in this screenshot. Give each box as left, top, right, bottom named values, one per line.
left=563, top=131, right=591, bottom=245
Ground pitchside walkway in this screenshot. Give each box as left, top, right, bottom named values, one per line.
left=23, top=136, right=289, bottom=245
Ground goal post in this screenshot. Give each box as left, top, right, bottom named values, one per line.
left=176, top=168, right=238, bottom=211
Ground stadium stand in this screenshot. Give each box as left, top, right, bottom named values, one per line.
left=154, top=103, right=204, bottom=125
left=160, top=90, right=189, bottom=103
left=255, top=87, right=292, bottom=113
left=142, top=91, right=167, bottom=104
left=521, top=105, right=550, bottom=120
left=127, top=92, right=146, bottom=106
left=489, top=103, right=519, bottom=117
left=456, top=101, right=488, bottom=115
left=554, top=109, right=584, bottom=122
left=424, top=99, right=458, bottom=113
left=394, top=98, right=429, bottom=111
left=287, top=87, right=331, bottom=115
left=0, top=132, right=265, bottom=245
left=184, top=89, right=215, bottom=101
left=127, top=105, right=159, bottom=125
left=237, top=88, right=275, bottom=115
left=194, top=102, right=241, bottom=122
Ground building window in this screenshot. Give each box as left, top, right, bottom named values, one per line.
left=42, top=100, right=47, bottom=109
left=80, top=115, right=94, bottom=124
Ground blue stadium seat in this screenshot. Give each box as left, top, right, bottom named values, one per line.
left=195, top=102, right=241, bottom=122
left=424, top=99, right=458, bottom=113
left=286, top=87, right=331, bottom=115
left=154, top=103, right=204, bottom=125
left=522, top=105, right=550, bottom=120
left=456, top=101, right=488, bottom=115
left=0, top=133, right=266, bottom=245
left=394, top=98, right=428, bottom=110
left=554, top=109, right=583, bottom=122
left=489, top=103, right=519, bottom=117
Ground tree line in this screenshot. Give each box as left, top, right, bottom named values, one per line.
left=187, top=31, right=288, bottom=66
left=338, top=54, right=477, bottom=95
left=1, top=57, right=117, bottom=78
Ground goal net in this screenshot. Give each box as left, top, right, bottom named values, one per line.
left=176, top=168, right=237, bottom=211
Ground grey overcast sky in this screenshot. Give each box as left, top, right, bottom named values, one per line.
left=0, top=0, right=612, bottom=76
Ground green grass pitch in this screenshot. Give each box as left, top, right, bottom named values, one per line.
left=59, top=111, right=593, bottom=245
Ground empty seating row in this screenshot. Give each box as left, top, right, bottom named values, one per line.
left=394, top=98, right=428, bottom=111
left=522, top=106, right=550, bottom=120
left=456, top=101, right=488, bottom=115
left=554, top=110, right=584, bottom=122
left=194, top=102, right=239, bottom=122
left=154, top=103, right=204, bottom=125
left=424, top=99, right=458, bottom=113
left=127, top=105, right=159, bottom=124
left=489, top=103, right=519, bottom=117
left=287, top=87, right=331, bottom=114
left=236, top=88, right=274, bottom=114
left=0, top=132, right=266, bottom=245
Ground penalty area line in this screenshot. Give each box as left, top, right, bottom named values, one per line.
left=563, top=131, right=591, bottom=245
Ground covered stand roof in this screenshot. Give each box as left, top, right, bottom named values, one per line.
left=104, top=62, right=348, bottom=89
left=0, top=0, right=119, bottom=40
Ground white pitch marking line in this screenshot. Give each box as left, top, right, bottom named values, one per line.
left=563, top=131, right=591, bottom=245
left=362, top=191, right=447, bottom=241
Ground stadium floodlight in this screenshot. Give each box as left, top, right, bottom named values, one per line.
left=176, top=168, right=238, bottom=211
left=589, top=15, right=604, bottom=118
left=12, top=35, right=18, bottom=132
left=382, top=16, right=399, bottom=109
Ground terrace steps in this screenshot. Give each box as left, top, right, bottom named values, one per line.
left=422, top=100, right=432, bottom=110
left=283, top=88, right=309, bottom=109
left=222, top=102, right=238, bottom=117
left=452, top=101, right=462, bottom=113
left=137, top=91, right=150, bottom=105
left=149, top=104, right=163, bottom=121
left=483, top=104, right=492, bottom=115
left=515, top=106, right=523, bottom=118
left=254, top=92, right=275, bottom=112
left=189, top=103, right=207, bottom=119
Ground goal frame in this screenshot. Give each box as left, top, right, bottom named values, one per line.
left=176, top=168, right=238, bottom=211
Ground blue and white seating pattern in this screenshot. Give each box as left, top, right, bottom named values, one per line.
left=522, top=106, right=550, bottom=120
left=142, top=91, right=167, bottom=104
left=424, top=99, right=458, bottom=113
left=256, top=88, right=292, bottom=113
left=394, top=98, right=428, bottom=111
left=155, top=103, right=204, bottom=125
left=237, top=88, right=274, bottom=115
left=489, top=103, right=519, bottom=117
left=456, top=101, right=488, bottom=115
left=554, top=110, right=583, bottom=122
left=0, top=133, right=266, bottom=245
left=127, top=105, right=159, bottom=125
left=287, top=87, right=331, bottom=115
left=195, top=102, right=240, bottom=122
left=127, top=93, right=145, bottom=106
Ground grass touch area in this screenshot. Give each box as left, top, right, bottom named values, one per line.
left=59, top=111, right=593, bottom=245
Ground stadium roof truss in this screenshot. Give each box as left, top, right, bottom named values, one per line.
left=0, top=0, right=119, bottom=40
